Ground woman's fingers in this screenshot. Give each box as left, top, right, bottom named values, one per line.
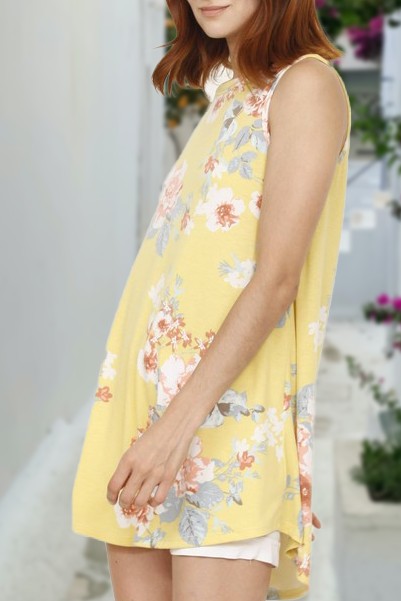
left=312, top=512, right=322, bottom=529
left=148, top=477, right=175, bottom=507
left=311, top=511, right=322, bottom=541
left=106, top=455, right=132, bottom=504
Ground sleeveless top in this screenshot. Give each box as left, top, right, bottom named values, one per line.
left=72, top=53, right=351, bottom=600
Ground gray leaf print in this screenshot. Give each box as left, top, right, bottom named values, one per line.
left=234, top=126, right=251, bottom=149
left=227, top=156, right=240, bottom=173
left=297, top=383, right=316, bottom=418
left=156, top=222, right=170, bottom=256
left=241, top=151, right=257, bottom=162
left=238, top=162, right=253, bottom=179
left=186, top=481, right=224, bottom=509
left=170, top=197, right=185, bottom=220
left=145, top=224, right=158, bottom=239
left=149, top=528, right=166, bottom=547
left=159, top=488, right=184, bottom=523
left=253, top=118, right=263, bottom=128
left=251, top=131, right=268, bottom=152
left=179, top=506, right=208, bottom=545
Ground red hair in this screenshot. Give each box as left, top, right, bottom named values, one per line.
left=152, top=0, right=342, bottom=95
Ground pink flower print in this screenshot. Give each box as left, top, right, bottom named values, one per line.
left=243, top=88, right=269, bottom=117
left=297, top=423, right=313, bottom=478
left=95, top=386, right=113, bottom=402
left=204, top=156, right=219, bottom=174
left=152, top=308, right=174, bottom=341
left=180, top=209, right=194, bottom=234
left=300, top=472, right=312, bottom=509
left=249, top=191, right=263, bottom=218
left=283, top=392, right=292, bottom=412
left=114, top=498, right=165, bottom=534
left=296, top=552, right=311, bottom=578
left=152, top=160, right=187, bottom=229
left=193, top=329, right=216, bottom=358
left=175, top=435, right=215, bottom=496
left=165, top=314, right=188, bottom=349
left=195, top=185, right=245, bottom=232
left=237, top=450, right=255, bottom=470
left=137, top=338, right=158, bottom=384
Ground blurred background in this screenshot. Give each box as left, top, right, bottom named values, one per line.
left=0, top=0, right=400, bottom=599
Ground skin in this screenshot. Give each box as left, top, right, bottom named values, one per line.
left=105, top=1, right=345, bottom=599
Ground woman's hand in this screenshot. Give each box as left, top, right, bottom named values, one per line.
left=311, top=512, right=322, bottom=541
left=106, top=412, right=195, bottom=510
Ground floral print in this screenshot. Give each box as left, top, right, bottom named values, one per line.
left=72, top=54, right=350, bottom=601
left=308, top=304, right=329, bottom=352
left=218, top=253, right=256, bottom=288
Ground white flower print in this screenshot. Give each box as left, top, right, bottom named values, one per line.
left=307, top=305, right=329, bottom=352
left=251, top=407, right=288, bottom=461
left=114, top=496, right=166, bottom=534
left=195, top=184, right=245, bottom=231
left=100, top=351, right=117, bottom=380
left=148, top=274, right=165, bottom=307
left=218, top=254, right=256, bottom=288
left=157, top=353, right=200, bottom=408
left=233, top=438, right=250, bottom=454
left=249, top=191, right=263, bottom=219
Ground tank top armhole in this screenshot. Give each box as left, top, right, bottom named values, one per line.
left=261, top=53, right=351, bottom=160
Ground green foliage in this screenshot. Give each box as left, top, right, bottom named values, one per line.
left=350, top=94, right=401, bottom=174
left=351, top=439, right=401, bottom=501
left=345, top=355, right=401, bottom=502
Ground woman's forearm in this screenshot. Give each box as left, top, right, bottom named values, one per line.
left=162, top=271, right=299, bottom=438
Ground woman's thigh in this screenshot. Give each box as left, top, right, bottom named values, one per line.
left=172, top=555, right=274, bottom=601
left=105, top=543, right=172, bottom=601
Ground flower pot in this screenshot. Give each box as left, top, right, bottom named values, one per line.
left=334, top=438, right=401, bottom=601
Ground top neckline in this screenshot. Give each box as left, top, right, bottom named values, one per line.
left=213, top=54, right=330, bottom=97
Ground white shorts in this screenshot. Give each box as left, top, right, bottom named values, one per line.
left=169, top=530, right=281, bottom=567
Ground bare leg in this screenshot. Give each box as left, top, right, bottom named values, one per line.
left=172, top=555, right=274, bottom=601
left=106, top=543, right=172, bottom=601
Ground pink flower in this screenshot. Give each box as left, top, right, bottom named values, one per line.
left=376, top=293, right=391, bottom=305
left=392, top=297, right=401, bottom=311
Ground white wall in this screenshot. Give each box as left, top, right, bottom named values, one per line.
left=0, top=0, right=165, bottom=495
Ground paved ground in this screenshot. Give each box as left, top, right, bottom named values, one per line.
left=63, top=318, right=390, bottom=601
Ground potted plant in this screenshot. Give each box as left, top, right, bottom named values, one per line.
left=333, top=355, right=401, bottom=601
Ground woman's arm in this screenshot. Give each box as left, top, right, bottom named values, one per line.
left=164, top=58, right=349, bottom=437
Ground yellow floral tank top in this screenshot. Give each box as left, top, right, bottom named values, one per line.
left=72, top=53, right=351, bottom=600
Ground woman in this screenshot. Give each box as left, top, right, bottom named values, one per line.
left=72, top=1, right=350, bottom=600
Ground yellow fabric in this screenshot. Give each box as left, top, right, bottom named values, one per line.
left=72, top=53, right=351, bottom=599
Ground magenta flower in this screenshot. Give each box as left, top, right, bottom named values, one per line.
left=347, top=14, right=384, bottom=61
left=392, top=297, right=401, bottom=311
left=376, top=293, right=391, bottom=305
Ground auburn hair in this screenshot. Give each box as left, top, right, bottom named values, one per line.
left=152, top=0, right=342, bottom=96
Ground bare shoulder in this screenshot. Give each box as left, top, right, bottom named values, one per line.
left=269, top=57, right=348, bottom=153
